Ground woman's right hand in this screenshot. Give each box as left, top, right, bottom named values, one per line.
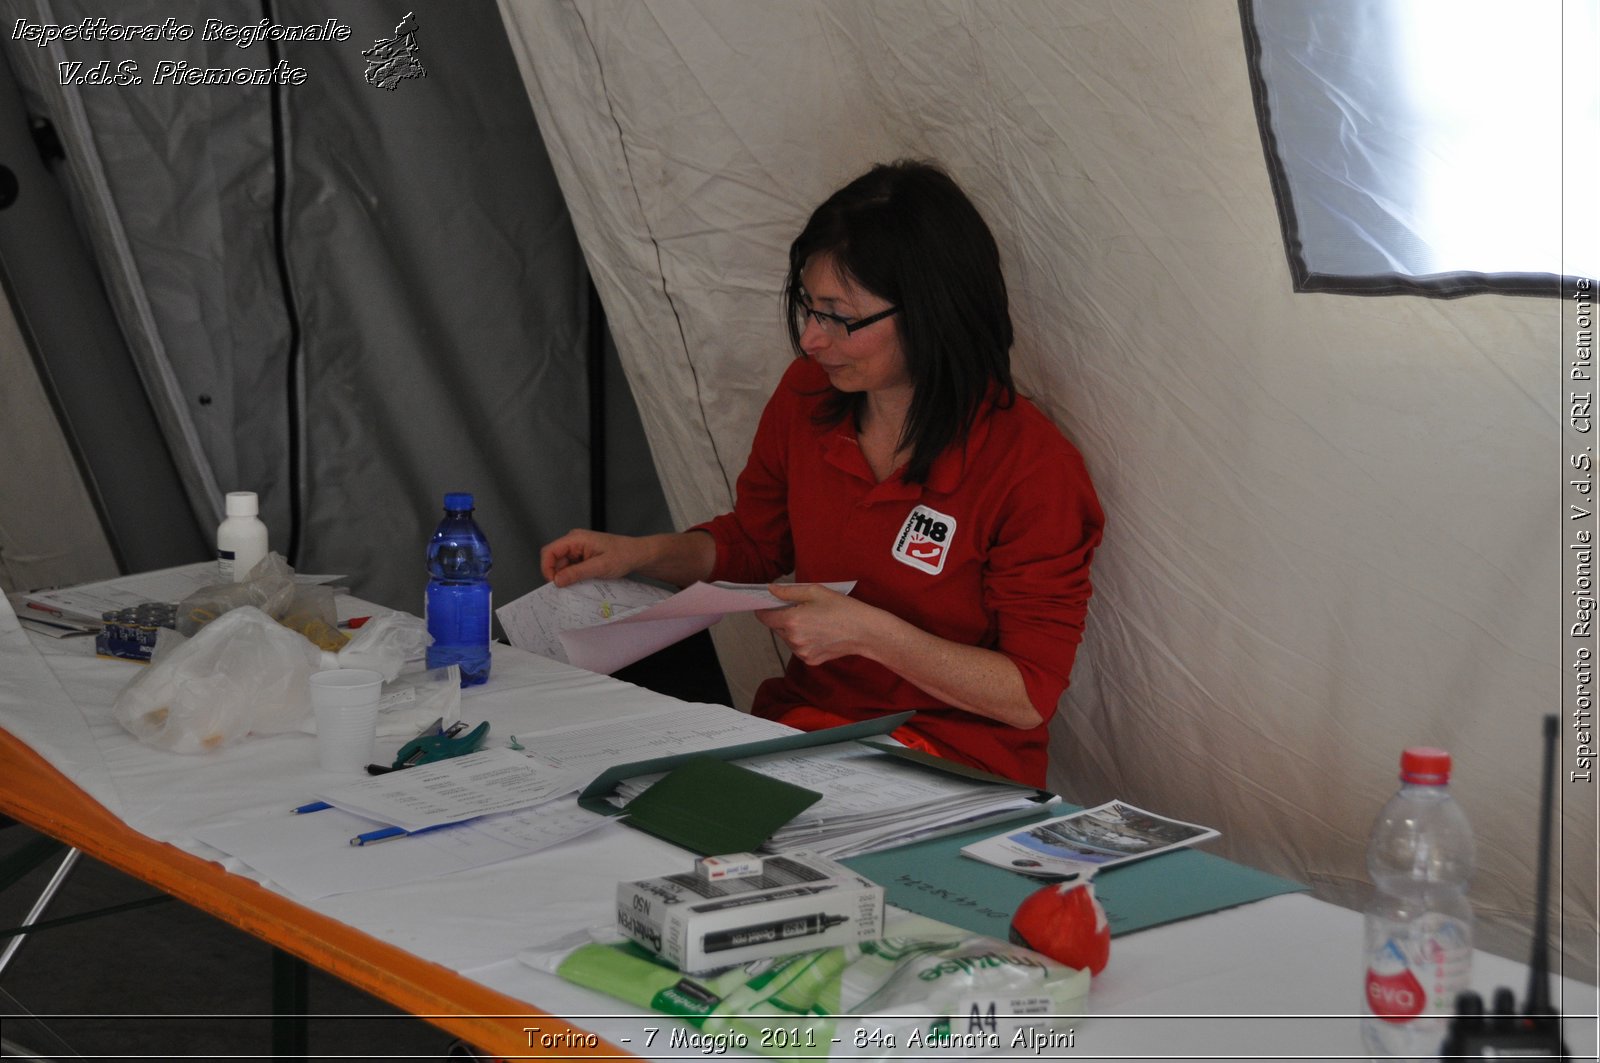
left=539, top=529, right=650, bottom=587
left=539, top=529, right=718, bottom=589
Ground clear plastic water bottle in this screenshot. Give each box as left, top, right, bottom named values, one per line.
left=1361, top=747, right=1474, bottom=1059
left=424, top=492, right=493, bottom=686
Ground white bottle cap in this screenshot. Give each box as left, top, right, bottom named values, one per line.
left=225, top=491, right=259, bottom=517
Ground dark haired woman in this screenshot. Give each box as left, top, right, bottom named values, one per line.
left=540, top=161, right=1102, bottom=787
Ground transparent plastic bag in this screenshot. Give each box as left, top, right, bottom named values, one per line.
left=278, top=582, right=347, bottom=652
left=175, top=553, right=297, bottom=636
left=374, top=665, right=460, bottom=735
left=173, top=552, right=346, bottom=651
left=113, top=606, right=324, bottom=753
left=328, top=612, right=430, bottom=681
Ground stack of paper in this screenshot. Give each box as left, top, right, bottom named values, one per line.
left=612, top=743, right=1049, bottom=860
left=196, top=705, right=800, bottom=901
left=317, top=747, right=584, bottom=831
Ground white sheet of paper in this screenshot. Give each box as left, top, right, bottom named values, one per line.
left=555, top=579, right=855, bottom=674
left=195, top=797, right=618, bottom=900
left=516, top=701, right=796, bottom=776
left=495, top=579, right=674, bottom=664
left=202, top=705, right=787, bottom=899
left=315, top=747, right=581, bottom=831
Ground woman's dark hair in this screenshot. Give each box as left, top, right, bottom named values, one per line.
left=783, top=159, right=1015, bottom=484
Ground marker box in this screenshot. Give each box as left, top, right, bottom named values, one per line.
left=695, top=852, right=764, bottom=881
left=616, top=851, right=884, bottom=973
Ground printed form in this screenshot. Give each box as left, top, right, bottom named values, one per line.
left=197, top=703, right=799, bottom=898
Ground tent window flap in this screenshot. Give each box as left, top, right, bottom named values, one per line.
left=1240, top=0, right=1597, bottom=299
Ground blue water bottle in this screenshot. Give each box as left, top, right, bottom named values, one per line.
left=425, top=492, right=493, bottom=686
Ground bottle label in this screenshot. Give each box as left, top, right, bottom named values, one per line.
left=1365, top=939, right=1426, bottom=1022
left=1364, top=917, right=1470, bottom=1024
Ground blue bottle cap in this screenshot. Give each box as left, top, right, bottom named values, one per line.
left=443, top=492, right=474, bottom=512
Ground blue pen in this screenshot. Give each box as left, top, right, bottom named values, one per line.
left=291, top=801, right=331, bottom=814
left=349, top=825, right=408, bottom=846
left=348, top=820, right=462, bottom=847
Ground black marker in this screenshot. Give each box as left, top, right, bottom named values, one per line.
left=690, top=884, right=836, bottom=914
left=702, top=913, right=848, bottom=953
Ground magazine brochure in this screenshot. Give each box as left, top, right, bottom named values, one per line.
left=961, top=799, right=1219, bottom=879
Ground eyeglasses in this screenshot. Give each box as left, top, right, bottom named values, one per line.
left=796, top=298, right=900, bottom=339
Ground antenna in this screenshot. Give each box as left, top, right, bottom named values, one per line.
left=1525, top=714, right=1558, bottom=1018
left=1440, top=714, right=1568, bottom=1059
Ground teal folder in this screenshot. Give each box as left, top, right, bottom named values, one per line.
left=843, top=804, right=1307, bottom=940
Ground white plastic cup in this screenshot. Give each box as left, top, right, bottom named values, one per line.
left=310, top=668, right=383, bottom=772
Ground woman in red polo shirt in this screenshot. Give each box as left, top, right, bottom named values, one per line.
left=539, top=161, right=1102, bottom=788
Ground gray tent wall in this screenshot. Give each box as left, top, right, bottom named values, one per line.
left=0, top=0, right=669, bottom=613
left=0, top=31, right=203, bottom=584
left=500, top=0, right=1596, bottom=982
left=0, top=280, right=119, bottom=595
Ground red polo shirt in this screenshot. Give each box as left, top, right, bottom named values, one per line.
left=696, top=357, right=1102, bottom=787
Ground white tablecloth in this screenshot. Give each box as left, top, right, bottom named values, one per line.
left=1, top=595, right=1593, bottom=1061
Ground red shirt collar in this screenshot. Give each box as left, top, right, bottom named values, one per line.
left=819, top=394, right=997, bottom=499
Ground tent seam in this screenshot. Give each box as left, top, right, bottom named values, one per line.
left=30, top=0, right=224, bottom=528
left=570, top=2, right=737, bottom=507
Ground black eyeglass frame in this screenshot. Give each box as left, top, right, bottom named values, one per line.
left=797, top=299, right=901, bottom=336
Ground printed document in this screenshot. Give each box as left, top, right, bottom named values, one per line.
left=961, top=800, right=1219, bottom=878
left=196, top=796, right=618, bottom=900
left=517, top=701, right=795, bottom=776
left=201, top=703, right=792, bottom=897
left=496, top=578, right=854, bottom=674
left=316, top=747, right=582, bottom=831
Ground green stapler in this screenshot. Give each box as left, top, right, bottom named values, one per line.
left=368, top=718, right=489, bottom=774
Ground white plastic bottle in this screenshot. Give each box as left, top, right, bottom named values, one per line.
left=1361, top=747, right=1474, bottom=1060
left=216, top=491, right=269, bottom=582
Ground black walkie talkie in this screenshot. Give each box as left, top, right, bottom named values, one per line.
left=1438, top=714, right=1569, bottom=1059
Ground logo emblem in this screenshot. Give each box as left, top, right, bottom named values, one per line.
left=893, top=505, right=957, bottom=574
left=363, top=12, right=426, bottom=90
left=1365, top=939, right=1426, bottom=1022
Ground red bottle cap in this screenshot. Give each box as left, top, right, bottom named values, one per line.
left=1400, top=747, right=1451, bottom=785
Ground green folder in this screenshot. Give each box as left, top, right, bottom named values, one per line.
left=617, top=756, right=822, bottom=855
left=843, top=805, right=1307, bottom=940
left=577, top=711, right=919, bottom=812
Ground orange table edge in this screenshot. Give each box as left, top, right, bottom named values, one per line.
left=0, top=726, right=634, bottom=1060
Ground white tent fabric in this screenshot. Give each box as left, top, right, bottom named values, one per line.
left=500, top=0, right=1596, bottom=978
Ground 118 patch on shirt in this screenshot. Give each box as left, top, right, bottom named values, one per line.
left=892, top=505, right=958, bottom=575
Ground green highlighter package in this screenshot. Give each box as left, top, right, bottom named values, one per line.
left=520, top=912, right=1088, bottom=1059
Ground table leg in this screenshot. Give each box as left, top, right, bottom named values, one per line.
left=271, top=947, right=309, bottom=1059
left=0, top=844, right=80, bottom=976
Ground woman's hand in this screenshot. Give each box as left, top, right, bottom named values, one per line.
left=539, top=529, right=718, bottom=589
left=759, top=581, right=1044, bottom=730
left=539, top=530, right=648, bottom=587
left=755, top=583, right=882, bottom=665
